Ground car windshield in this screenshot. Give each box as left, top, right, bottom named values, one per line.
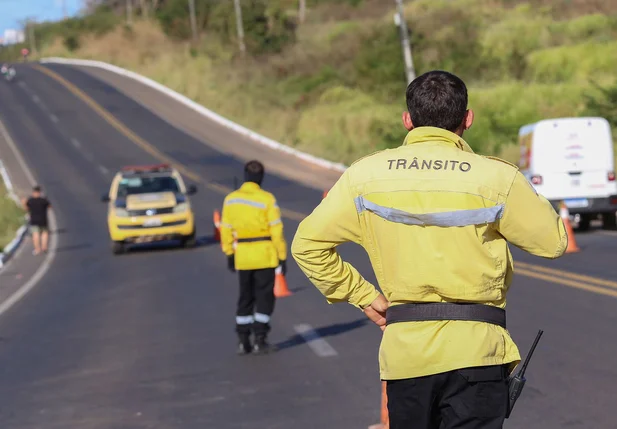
left=117, top=175, right=180, bottom=197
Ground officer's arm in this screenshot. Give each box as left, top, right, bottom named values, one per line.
left=220, top=198, right=235, bottom=256
left=267, top=197, right=287, bottom=262
left=291, top=170, right=380, bottom=309
left=498, top=171, right=568, bottom=258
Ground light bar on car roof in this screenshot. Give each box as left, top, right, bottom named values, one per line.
left=120, top=164, right=171, bottom=174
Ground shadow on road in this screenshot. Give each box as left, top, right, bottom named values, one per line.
left=275, top=318, right=369, bottom=351
left=123, top=234, right=219, bottom=255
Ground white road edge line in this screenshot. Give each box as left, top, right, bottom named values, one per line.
left=293, top=323, right=338, bottom=357
left=98, top=165, right=109, bottom=175
left=70, top=137, right=81, bottom=148
left=0, top=118, right=58, bottom=319
left=50, top=114, right=59, bottom=123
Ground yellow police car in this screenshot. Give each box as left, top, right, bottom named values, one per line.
left=102, top=164, right=197, bottom=254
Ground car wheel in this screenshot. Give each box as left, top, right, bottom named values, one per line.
left=182, top=231, right=197, bottom=248
left=601, top=212, right=617, bottom=230
left=112, top=241, right=125, bottom=255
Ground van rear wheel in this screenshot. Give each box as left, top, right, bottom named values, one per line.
left=601, top=212, right=617, bottom=230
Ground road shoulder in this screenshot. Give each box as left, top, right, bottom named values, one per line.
left=0, top=116, right=58, bottom=317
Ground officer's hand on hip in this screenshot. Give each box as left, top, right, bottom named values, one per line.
left=227, top=254, right=236, bottom=273
left=279, top=260, right=287, bottom=276
left=363, top=294, right=389, bottom=332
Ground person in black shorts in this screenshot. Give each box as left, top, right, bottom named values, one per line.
left=22, top=185, right=52, bottom=255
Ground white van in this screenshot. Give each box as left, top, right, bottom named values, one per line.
left=518, top=117, right=617, bottom=230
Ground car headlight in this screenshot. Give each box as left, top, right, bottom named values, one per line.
left=173, top=203, right=189, bottom=213
left=114, top=208, right=129, bottom=217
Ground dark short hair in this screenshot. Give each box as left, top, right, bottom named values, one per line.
left=405, top=70, right=468, bottom=132
left=244, top=160, right=264, bottom=183
left=33, top=185, right=41, bottom=192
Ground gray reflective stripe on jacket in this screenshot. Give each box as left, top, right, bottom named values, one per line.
left=354, top=196, right=505, bottom=227
left=225, top=198, right=267, bottom=209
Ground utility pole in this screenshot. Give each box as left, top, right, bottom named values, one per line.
left=188, top=0, right=198, bottom=41
left=298, top=0, right=306, bottom=24
left=25, top=18, right=37, bottom=55
left=233, top=0, right=246, bottom=55
left=394, top=0, right=416, bottom=84
left=126, top=0, right=133, bottom=25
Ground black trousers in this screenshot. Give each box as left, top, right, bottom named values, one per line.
left=387, top=365, right=509, bottom=429
left=236, top=268, right=275, bottom=337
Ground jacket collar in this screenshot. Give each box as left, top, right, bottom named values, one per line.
left=240, top=182, right=261, bottom=191
left=403, top=126, right=475, bottom=153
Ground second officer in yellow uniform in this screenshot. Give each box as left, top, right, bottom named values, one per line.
left=221, top=160, right=287, bottom=355
left=292, top=71, right=567, bottom=428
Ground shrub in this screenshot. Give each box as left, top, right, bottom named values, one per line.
left=63, top=33, right=80, bottom=51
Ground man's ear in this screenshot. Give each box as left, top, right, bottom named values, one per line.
left=402, top=111, right=414, bottom=131
left=464, top=109, right=474, bottom=131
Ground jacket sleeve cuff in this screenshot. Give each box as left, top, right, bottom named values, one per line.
left=349, top=284, right=381, bottom=310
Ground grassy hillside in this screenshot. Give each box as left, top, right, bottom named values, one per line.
left=0, top=183, right=24, bottom=252
left=19, top=0, right=617, bottom=165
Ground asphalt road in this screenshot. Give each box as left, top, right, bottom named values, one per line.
left=0, top=63, right=615, bottom=429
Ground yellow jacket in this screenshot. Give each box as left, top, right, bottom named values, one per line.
left=221, top=182, right=287, bottom=270
left=291, top=127, right=567, bottom=380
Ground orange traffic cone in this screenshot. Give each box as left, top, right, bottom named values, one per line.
left=213, top=209, right=221, bottom=242
left=274, top=265, right=292, bottom=297
left=559, top=202, right=580, bottom=253
left=368, top=381, right=389, bottom=429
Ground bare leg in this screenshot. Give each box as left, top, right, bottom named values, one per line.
left=41, top=230, right=49, bottom=252
left=32, top=231, right=41, bottom=254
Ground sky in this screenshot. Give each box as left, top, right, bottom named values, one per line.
left=0, top=0, right=80, bottom=34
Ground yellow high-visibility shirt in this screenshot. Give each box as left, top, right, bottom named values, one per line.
left=291, top=127, right=567, bottom=380
left=221, top=182, right=287, bottom=270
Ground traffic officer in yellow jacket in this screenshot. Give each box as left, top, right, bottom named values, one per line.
left=291, top=71, right=567, bottom=428
left=221, top=160, right=287, bottom=355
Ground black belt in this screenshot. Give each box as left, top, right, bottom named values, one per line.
left=386, top=303, right=506, bottom=329
left=236, top=236, right=271, bottom=243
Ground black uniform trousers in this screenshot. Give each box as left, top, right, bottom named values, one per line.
left=235, top=268, right=276, bottom=338
left=387, top=364, right=509, bottom=429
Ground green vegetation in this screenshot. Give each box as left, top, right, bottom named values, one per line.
left=9, top=0, right=617, bottom=164
left=0, top=183, right=24, bottom=252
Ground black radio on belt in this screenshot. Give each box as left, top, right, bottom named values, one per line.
left=506, top=329, right=544, bottom=419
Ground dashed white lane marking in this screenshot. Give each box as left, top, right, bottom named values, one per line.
left=49, top=114, right=59, bottom=123
left=83, top=151, right=94, bottom=162
left=0, top=118, right=59, bottom=319
left=98, top=165, right=109, bottom=175
left=293, top=323, right=338, bottom=357
left=70, top=137, right=81, bottom=148
left=32, top=95, right=40, bottom=104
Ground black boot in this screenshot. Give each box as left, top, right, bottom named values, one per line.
left=237, top=334, right=252, bottom=355
left=252, top=335, right=276, bottom=355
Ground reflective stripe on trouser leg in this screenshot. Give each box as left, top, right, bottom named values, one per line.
left=254, top=313, right=270, bottom=324
left=236, top=315, right=255, bottom=325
